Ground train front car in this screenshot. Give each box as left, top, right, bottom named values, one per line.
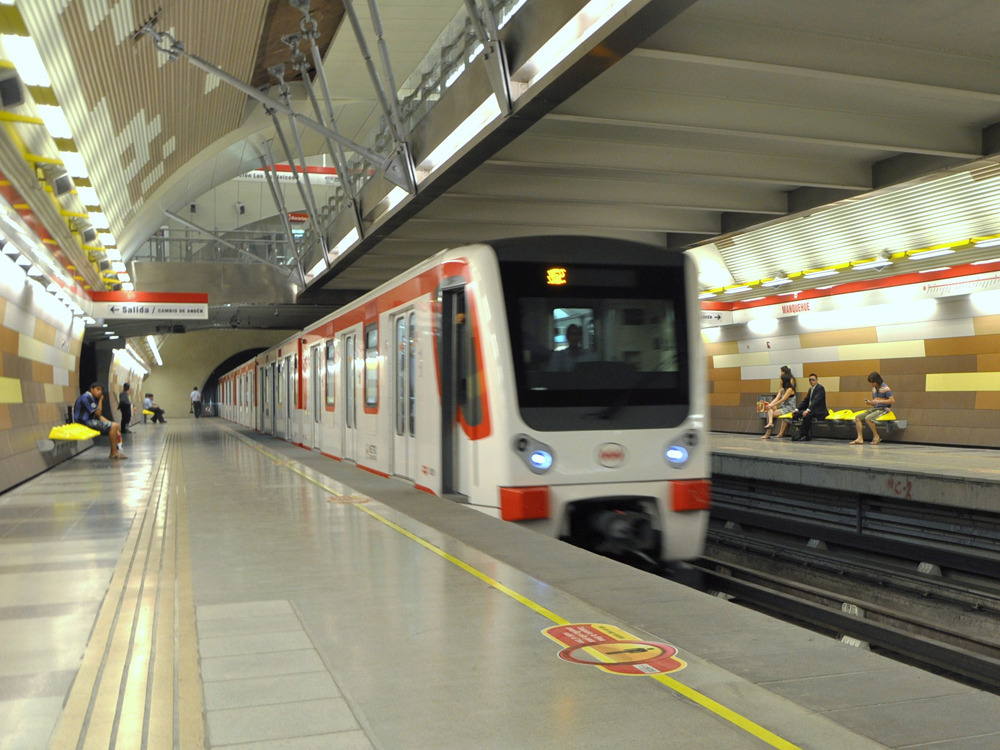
left=478, top=236, right=709, bottom=564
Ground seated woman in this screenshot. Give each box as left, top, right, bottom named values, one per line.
left=851, top=371, right=894, bottom=445
left=761, top=372, right=795, bottom=439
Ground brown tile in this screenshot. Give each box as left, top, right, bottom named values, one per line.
left=883, top=355, right=978, bottom=376
left=901, top=394, right=976, bottom=412
left=33, top=319, right=56, bottom=347
left=978, top=353, right=1000, bottom=371
left=800, top=328, right=878, bottom=348
left=2, top=353, right=30, bottom=380
left=975, top=392, right=1000, bottom=410
left=7, top=403, right=37, bottom=429
left=924, top=333, right=1000, bottom=357
left=20, top=381, right=43, bottom=404
left=710, top=366, right=743, bottom=381
left=740, top=392, right=772, bottom=408
left=712, top=378, right=771, bottom=393
left=0, top=326, right=17, bottom=356
left=0, top=404, right=10, bottom=431
left=31, top=361, right=54, bottom=384
left=709, top=392, right=741, bottom=407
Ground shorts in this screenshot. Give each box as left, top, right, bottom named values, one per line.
left=775, top=402, right=795, bottom=416
left=83, top=419, right=111, bottom=434
left=857, top=407, right=889, bottom=421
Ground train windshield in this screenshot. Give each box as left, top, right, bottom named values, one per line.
left=498, top=254, right=690, bottom=430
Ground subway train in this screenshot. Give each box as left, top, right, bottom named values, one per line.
left=219, top=236, right=710, bottom=562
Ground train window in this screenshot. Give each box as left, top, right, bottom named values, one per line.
left=396, top=317, right=405, bottom=435
left=325, top=341, right=335, bottom=408
left=365, top=323, right=378, bottom=407
left=408, top=312, right=416, bottom=436
left=497, top=254, right=689, bottom=428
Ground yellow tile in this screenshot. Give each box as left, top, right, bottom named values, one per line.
left=839, top=340, right=925, bottom=361
left=927, top=372, right=1000, bottom=392
left=704, top=341, right=739, bottom=357
left=44, top=383, right=64, bottom=402
left=0, top=376, right=23, bottom=404
left=17, top=335, right=47, bottom=363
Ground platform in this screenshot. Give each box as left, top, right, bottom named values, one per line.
left=3, top=421, right=1000, bottom=749
left=711, top=432, right=1000, bottom=512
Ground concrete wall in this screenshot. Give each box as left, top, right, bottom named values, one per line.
left=0, top=254, right=88, bottom=492
left=706, top=281, right=1000, bottom=447
left=142, top=329, right=294, bottom=419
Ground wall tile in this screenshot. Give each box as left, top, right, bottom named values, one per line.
left=0, top=326, right=17, bottom=356
left=0, top=376, right=23, bottom=404
left=709, top=392, right=741, bottom=407
left=34, top=319, right=57, bottom=347
left=3, top=302, right=35, bottom=337
left=800, top=328, right=878, bottom=348
left=840, top=340, right=925, bottom=360
left=710, top=366, right=743, bottom=381
left=715, top=351, right=770, bottom=369
left=32, top=361, right=54, bottom=384
left=704, top=341, right=739, bottom=356
left=975, top=392, right=1000, bottom=409
left=802, top=359, right=880, bottom=377
left=711, top=378, right=770, bottom=394
left=0, top=404, right=9, bottom=430
left=925, top=333, right=1000, bottom=357
left=926, top=372, right=1000, bottom=392
left=53, top=366, right=70, bottom=386
left=884, top=355, right=978, bottom=376
left=973, top=315, right=1000, bottom=336
left=876, top=318, right=975, bottom=343
left=21, top=381, right=44, bottom=404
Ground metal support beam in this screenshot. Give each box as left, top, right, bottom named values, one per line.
left=136, top=22, right=414, bottom=192
left=365, top=0, right=406, bottom=139
left=162, top=210, right=301, bottom=283
left=463, top=0, right=512, bottom=116
left=259, top=140, right=306, bottom=284
left=341, top=0, right=402, bottom=144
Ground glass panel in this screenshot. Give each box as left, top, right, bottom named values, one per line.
left=396, top=317, right=406, bottom=436
left=408, top=312, right=416, bottom=437
left=325, top=341, right=335, bottom=407
left=365, top=324, right=379, bottom=407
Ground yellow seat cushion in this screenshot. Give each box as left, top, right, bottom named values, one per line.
left=49, top=423, right=101, bottom=441
left=142, top=409, right=154, bottom=416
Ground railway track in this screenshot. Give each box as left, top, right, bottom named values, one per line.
left=691, top=525, right=1000, bottom=691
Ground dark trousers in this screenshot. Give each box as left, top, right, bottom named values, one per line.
left=792, top=410, right=825, bottom=439
left=193, top=401, right=202, bottom=418
left=150, top=407, right=165, bottom=423
left=120, top=405, right=132, bottom=431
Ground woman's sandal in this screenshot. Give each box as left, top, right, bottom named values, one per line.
left=870, top=438, right=881, bottom=445
left=760, top=426, right=773, bottom=440
left=849, top=438, right=863, bottom=445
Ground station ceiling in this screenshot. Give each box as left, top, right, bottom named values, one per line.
left=13, top=0, right=1000, bottom=323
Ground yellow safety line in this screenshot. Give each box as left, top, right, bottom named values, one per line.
left=229, top=429, right=803, bottom=749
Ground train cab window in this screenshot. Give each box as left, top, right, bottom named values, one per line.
left=365, top=324, right=378, bottom=407
left=498, top=254, right=689, bottom=431
left=325, top=341, right=335, bottom=408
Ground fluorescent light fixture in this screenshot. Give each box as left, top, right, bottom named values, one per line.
left=15, top=254, right=30, bottom=267
left=724, top=285, right=751, bottom=294
left=1, top=35, right=50, bottom=86
left=146, top=335, right=163, bottom=366
left=36, top=105, right=72, bottom=139
left=1, top=242, right=17, bottom=255
left=742, top=296, right=766, bottom=302
left=777, top=292, right=798, bottom=297
left=971, top=257, right=1000, bottom=266
left=117, top=272, right=131, bottom=282
left=697, top=292, right=716, bottom=299
left=82, top=316, right=96, bottom=324
left=384, top=186, right=408, bottom=214
left=918, top=266, right=951, bottom=274
left=104, top=248, right=122, bottom=261
left=58, top=151, right=89, bottom=179
left=701, top=326, right=721, bottom=342
left=852, top=259, right=893, bottom=270
left=747, top=317, right=778, bottom=335
left=971, top=290, right=1000, bottom=314
left=803, top=269, right=840, bottom=279
left=26, top=265, right=43, bottom=277
left=761, top=275, right=792, bottom=287
left=103, top=330, right=115, bottom=335
left=512, top=0, right=630, bottom=89
left=816, top=285, right=836, bottom=290
left=110, top=261, right=126, bottom=273
left=908, top=248, right=954, bottom=260
left=416, top=95, right=502, bottom=176
left=120, top=282, right=134, bottom=291
left=444, top=62, right=466, bottom=89
left=973, top=238, right=1000, bottom=248
left=98, top=233, right=117, bottom=247
left=89, top=212, right=110, bottom=229
left=332, top=227, right=360, bottom=256
left=305, top=257, right=327, bottom=279
left=108, top=335, right=119, bottom=340
left=114, top=348, right=148, bottom=377
left=75, top=186, right=99, bottom=206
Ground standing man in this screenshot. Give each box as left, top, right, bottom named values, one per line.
left=118, top=382, right=132, bottom=433
left=777, top=373, right=828, bottom=441
left=190, top=386, right=202, bottom=418
left=74, top=383, right=126, bottom=459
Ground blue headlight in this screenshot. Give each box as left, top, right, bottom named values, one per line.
left=665, top=445, right=688, bottom=465
left=529, top=450, right=553, bottom=471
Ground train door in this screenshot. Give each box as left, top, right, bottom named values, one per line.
left=269, top=362, right=278, bottom=435
left=440, top=286, right=473, bottom=499
left=311, top=345, right=322, bottom=450
left=285, top=355, right=294, bottom=441
left=392, top=310, right=417, bottom=479
left=341, top=331, right=358, bottom=462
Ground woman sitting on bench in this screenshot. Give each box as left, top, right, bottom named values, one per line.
left=761, top=371, right=796, bottom=439
left=851, top=371, right=894, bottom=446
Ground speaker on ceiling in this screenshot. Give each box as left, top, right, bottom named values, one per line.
left=0, top=69, right=25, bottom=110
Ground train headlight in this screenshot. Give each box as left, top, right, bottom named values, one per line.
left=529, top=450, right=553, bottom=471
left=513, top=434, right=555, bottom=474
left=665, top=445, right=689, bottom=467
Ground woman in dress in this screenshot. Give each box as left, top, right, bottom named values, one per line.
left=761, top=371, right=796, bottom=439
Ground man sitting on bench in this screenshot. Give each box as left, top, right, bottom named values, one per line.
left=776, top=372, right=828, bottom=441
left=74, top=383, right=127, bottom=459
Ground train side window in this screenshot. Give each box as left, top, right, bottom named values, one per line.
left=325, top=340, right=335, bottom=408
left=365, top=323, right=378, bottom=407
left=395, top=317, right=405, bottom=435
left=458, top=298, right=482, bottom=427
left=408, top=312, right=416, bottom=437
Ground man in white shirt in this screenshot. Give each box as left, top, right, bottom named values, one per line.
left=190, top=386, right=202, bottom=418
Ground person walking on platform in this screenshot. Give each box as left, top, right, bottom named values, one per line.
left=190, top=386, right=202, bottom=418
left=144, top=393, right=167, bottom=423
left=851, top=371, right=894, bottom=445
left=777, top=373, right=828, bottom=440
left=118, top=382, right=132, bottom=433
left=761, top=370, right=796, bottom=439
left=75, top=383, right=126, bottom=459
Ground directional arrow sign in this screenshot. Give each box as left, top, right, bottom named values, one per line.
left=91, top=292, right=209, bottom=320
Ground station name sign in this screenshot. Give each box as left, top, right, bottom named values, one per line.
left=91, top=292, right=208, bottom=320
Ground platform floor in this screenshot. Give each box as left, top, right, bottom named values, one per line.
left=4, top=420, right=1000, bottom=749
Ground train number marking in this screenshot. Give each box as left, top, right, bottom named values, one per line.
left=542, top=623, right=686, bottom=676
left=886, top=476, right=913, bottom=499
left=595, top=443, right=627, bottom=468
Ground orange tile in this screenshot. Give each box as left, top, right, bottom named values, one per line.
left=32, top=361, right=54, bottom=384
left=0, top=404, right=9, bottom=431
left=978, top=353, right=1000, bottom=371
left=0, top=327, right=17, bottom=356
left=976, top=392, right=1000, bottom=409
left=34, top=320, right=56, bottom=347
left=709, top=392, right=741, bottom=407
left=704, top=341, right=738, bottom=357
left=710, top=366, right=743, bottom=381
left=924, top=333, right=1000, bottom=357
left=711, top=378, right=771, bottom=393
left=973, top=314, right=1000, bottom=336
left=802, top=360, right=880, bottom=377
